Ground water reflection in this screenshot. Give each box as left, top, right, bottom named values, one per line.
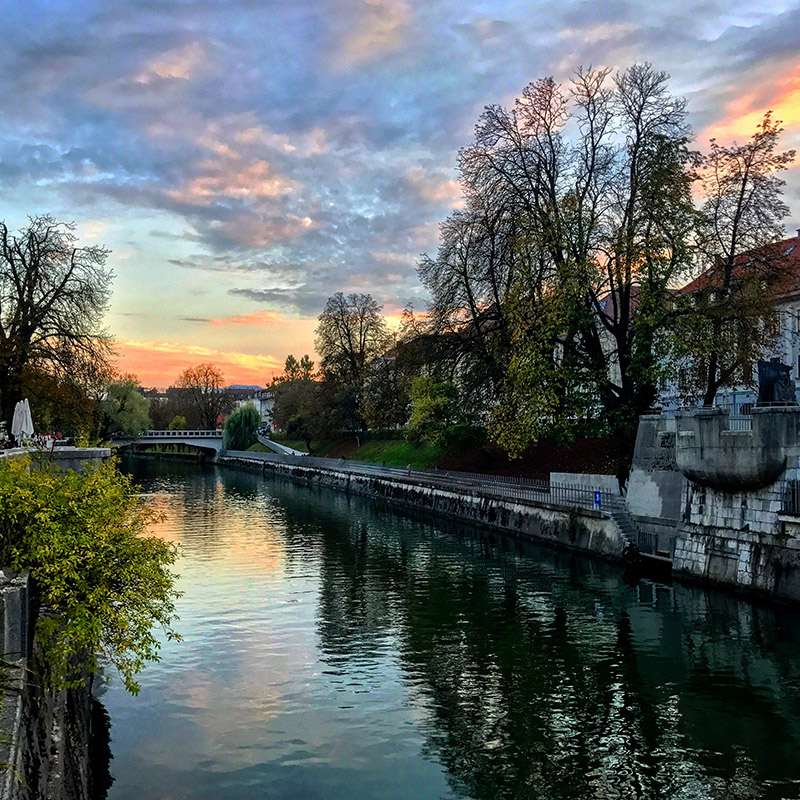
left=104, top=458, right=800, bottom=800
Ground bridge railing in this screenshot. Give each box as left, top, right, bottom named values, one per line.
left=142, top=430, right=223, bottom=438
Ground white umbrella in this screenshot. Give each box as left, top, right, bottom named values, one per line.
left=21, top=399, right=34, bottom=438
left=11, top=399, right=34, bottom=443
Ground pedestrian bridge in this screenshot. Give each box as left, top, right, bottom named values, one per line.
left=111, top=430, right=225, bottom=461
left=111, top=430, right=307, bottom=461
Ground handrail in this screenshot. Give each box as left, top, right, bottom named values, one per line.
left=222, top=450, right=623, bottom=513
left=141, top=430, right=223, bottom=438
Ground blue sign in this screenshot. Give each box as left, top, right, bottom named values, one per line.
left=594, top=490, right=602, bottom=507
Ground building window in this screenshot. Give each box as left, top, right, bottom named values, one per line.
left=766, top=312, right=781, bottom=337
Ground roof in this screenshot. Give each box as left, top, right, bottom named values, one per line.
left=680, top=234, right=800, bottom=296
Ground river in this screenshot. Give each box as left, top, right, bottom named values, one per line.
left=101, top=458, right=800, bottom=800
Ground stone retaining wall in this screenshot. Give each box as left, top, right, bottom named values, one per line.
left=0, top=573, right=94, bottom=800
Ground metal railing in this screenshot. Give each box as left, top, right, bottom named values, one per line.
left=726, top=415, right=753, bottom=432
left=223, top=449, right=621, bottom=514
left=142, top=430, right=223, bottom=438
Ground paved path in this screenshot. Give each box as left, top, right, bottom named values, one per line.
left=256, top=434, right=307, bottom=457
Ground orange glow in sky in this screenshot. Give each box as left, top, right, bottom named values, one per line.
left=705, top=62, right=800, bottom=144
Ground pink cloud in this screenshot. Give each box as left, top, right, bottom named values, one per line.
left=703, top=60, right=800, bottom=145
left=168, top=159, right=299, bottom=206
left=406, top=166, right=463, bottom=208
left=136, top=42, right=209, bottom=83
left=332, top=0, right=411, bottom=70
left=209, top=311, right=283, bottom=326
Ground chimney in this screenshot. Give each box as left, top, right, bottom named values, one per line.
left=796, top=228, right=800, bottom=238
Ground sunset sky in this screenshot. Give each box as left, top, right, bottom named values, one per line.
left=2, top=0, right=800, bottom=387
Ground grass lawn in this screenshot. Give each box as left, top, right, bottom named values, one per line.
left=347, top=440, right=445, bottom=469
left=246, top=443, right=269, bottom=452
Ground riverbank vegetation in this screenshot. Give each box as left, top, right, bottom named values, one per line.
left=0, top=457, right=180, bottom=694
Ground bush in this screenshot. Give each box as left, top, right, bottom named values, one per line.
left=406, top=377, right=461, bottom=445
left=0, top=457, right=180, bottom=693
left=167, top=415, right=186, bottom=431
left=223, top=403, right=261, bottom=450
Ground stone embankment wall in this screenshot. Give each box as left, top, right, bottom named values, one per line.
left=0, top=572, right=95, bottom=800
left=220, top=453, right=625, bottom=562
left=631, top=407, right=800, bottom=603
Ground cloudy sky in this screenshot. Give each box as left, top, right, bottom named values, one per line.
left=2, top=0, right=799, bottom=387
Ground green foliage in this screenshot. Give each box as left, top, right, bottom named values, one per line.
left=407, top=377, right=461, bottom=445
left=0, top=457, right=180, bottom=694
left=271, top=378, right=328, bottom=451
left=442, top=423, right=486, bottom=448
left=348, top=439, right=445, bottom=469
left=223, top=403, right=261, bottom=450
left=101, top=375, right=150, bottom=438
left=362, top=353, right=411, bottom=430
left=168, top=415, right=187, bottom=430
left=246, top=442, right=269, bottom=452
left=279, top=354, right=315, bottom=382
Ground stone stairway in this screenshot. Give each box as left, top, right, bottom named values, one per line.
left=607, top=499, right=639, bottom=551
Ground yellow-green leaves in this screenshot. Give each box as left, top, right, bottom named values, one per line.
left=0, top=457, right=180, bottom=694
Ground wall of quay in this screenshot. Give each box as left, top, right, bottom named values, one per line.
left=630, top=407, right=800, bottom=604
left=219, top=453, right=626, bottom=562
left=0, top=572, right=97, bottom=800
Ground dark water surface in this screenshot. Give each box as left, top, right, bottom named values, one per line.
left=103, top=458, right=800, bottom=800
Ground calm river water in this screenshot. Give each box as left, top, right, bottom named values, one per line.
left=103, top=458, right=800, bottom=800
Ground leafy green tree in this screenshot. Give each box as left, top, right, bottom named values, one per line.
left=315, top=293, right=390, bottom=430
left=283, top=354, right=301, bottom=381
left=277, top=354, right=315, bottom=384
left=362, top=357, right=410, bottom=430
left=101, top=374, right=150, bottom=438
left=223, top=403, right=261, bottom=450
left=167, top=414, right=186, bottom=430
left=298, top=354, right=315, bottom=379
left=0, top=457, right=180, bottom=694
left=407, top=377, right=461, bottom=445
left=272, top=378, right=327, bottom=452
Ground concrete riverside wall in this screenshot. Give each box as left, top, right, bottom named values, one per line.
left=219, top=453, right=626, bottom=562
left=631, top=407, right=800, bottom=603
left=0, top=573, right=94, bottom=800
left=626, top=415, right=681, bottom=556
left=0, top=447, right=111, bottom=472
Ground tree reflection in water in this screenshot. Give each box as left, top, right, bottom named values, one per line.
left=305, top=497, right=800, bottom=800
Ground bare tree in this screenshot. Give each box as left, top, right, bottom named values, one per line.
left=0, top=215, right=114, bottom=425
left=175, top=363, right=229, bottom=430
left=315, top=292, right=390, bottom=387
left=421, top=64, right=697, bottom=452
